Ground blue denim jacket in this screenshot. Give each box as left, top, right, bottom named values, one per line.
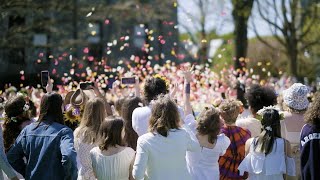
left=7, top=121, right=78, bottom=180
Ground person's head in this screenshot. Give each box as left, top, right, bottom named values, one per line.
left=197, top=107, right=222, bottom=144
left=219, top=100, right=242, bottom=125
left=121, top=96, right=142, bottom=150
left=3, top=95, right=30, bottom=152
left=75, top=97, right=106, bottom=144
left=282, top=83, right=309, bottom=113
left=245, top=84, right=277, bottom=115
left=254, top=106, right=281, bottom=155
left=38, top=92, right=64, bottom=124
left=148, top=94, right=180, bottom=137
left=114, top=97, right=126, bottom=116
left=143, top=76, right=169, bottom=103
left=99, top=116, right=125, bottom=151
left=304, top=92, right=320, bottom=126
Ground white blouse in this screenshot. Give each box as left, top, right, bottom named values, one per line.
left=90, top=147, right=135, bottom=180
left=238, top=138, right=295, bottom=180
left=74, top=133, right=96, bottom=180
left=184, top=114, right=230, bottom=180
left=132, top=127, right=200, bottom=180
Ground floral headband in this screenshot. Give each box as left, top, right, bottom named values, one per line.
left=153, top=74, right=170, bottom=90
left=256, top=105, right=284, bottom=132
left=1, top=103, right=30, bottom=123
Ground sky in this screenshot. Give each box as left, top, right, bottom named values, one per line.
left=178, top=0, right=278, bottom=38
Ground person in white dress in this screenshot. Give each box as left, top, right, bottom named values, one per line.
left=238, top=106, right=296, bottom=180
left=74, top=98, right=106, bottom=180
left=90, top=116, right=135, bottom=180
left=132, top=94, right=200, bottom=180
left=181, top=66, right=230, bottom=180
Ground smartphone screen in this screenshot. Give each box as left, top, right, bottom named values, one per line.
left=41, top=71, right=49, bottom=87
left=107, top=78, right=116, bottom=90
left=121, top=77, right=136, bottom=85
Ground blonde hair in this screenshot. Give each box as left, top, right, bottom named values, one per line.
left=219, top=100, right=242, bottom=124
left=74, top=97, right=106, bottom=144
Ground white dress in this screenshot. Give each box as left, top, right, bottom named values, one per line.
left=74, top=133, right=96, bottom=180
left=238, top=138, right=296, bottom=180
left=184, top=115, right=231, bottom=180
left=132, top=128, right=200, bottom=180
left=90, top=147, right=135, bottom=180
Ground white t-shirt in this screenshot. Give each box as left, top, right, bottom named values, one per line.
left=236, top=117, right=261, bottom=138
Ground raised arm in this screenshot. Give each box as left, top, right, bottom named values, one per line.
left=183, top=65, right=194, bottom=116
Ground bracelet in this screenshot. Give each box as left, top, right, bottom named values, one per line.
left=185, top=83, right=190, bottom=94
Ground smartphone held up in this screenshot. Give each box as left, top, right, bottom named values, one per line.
left=41, top=71, right=50, bottom=88
left=121, top=77, right=136, bottom=85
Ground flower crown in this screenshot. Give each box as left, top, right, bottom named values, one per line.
left=0, top=103, right=30, bottom=123
left=153, top=74, right=170, bottom=90
left=256, top=105, right=284, bottom=124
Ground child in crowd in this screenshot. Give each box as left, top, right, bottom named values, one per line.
left=238, top=106, right=295, bottom=179
left=219, top=100, right=251, bottom=179
left=90, top=116, right=135, bottom=180
left=182, top=66, right=231, bottom=180
left=74, top=98, right=106, bottom=180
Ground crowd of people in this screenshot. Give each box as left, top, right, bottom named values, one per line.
left=0, top=63, right=319, bottom=180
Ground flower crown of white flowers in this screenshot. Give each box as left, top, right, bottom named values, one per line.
left=0, top=103, right=30, bottom=123
left=256, top=105, right=280, bottom=116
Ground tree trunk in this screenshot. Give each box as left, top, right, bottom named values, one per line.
left=288, top=46, right=298, bottom=77
left=233, top=15, right=248, bottom=72
left=232, top=0, right=254, bottom=74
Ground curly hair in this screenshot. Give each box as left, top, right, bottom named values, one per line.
left=245, top=84, right=277, bottom=114
left=121, top=96, right=142, bottom=150
left=219, top=100, right=242, bottom=124
left=197, top=107, right=221, bottom=144
left=143, top=77, right=169, bottom=104
left=304, top=92, right=320, bottom=126
left=3, top=95, right=30, bottom=152
left=148, top=95, right=180, bottom=137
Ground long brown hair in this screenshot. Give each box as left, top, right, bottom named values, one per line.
left=74, top=97, right=106, bottom=144
left=3, top=95, right=30, bottom=152
left=197, top=107, right=221, bottom=144
left=121, top=96, right=142, bottom=150
left=148, top=95, right=180, bottom=137
left=99, top=116, right=125, bottom=151
left=37, top=92, right=64, bottom=126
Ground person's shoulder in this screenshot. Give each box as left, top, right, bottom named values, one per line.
left=132, top=106, right=151, bottom=116
left=90, top=146, right=100, bottom=154
left=124, top=147, right=135, bottom=155
left=217, top=133, right=230, bottom=143
left=138, top=132, right=154, bottom=141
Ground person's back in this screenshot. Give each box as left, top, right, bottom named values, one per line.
left=7, top=121, right=78, bottom=180
left=133, top=130, right=198, bottom=180
left=239, top=138, right=295, bottom=180
left=219, top=126, right=251, bottom=179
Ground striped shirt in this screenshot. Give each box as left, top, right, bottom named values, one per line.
left=219, top=126, right=251, bottom=179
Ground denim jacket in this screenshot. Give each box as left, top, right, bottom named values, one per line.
left=6, top=120, right=78, bottom=180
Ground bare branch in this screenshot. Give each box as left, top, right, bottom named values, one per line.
left=256, top=0, right=285, bottom=34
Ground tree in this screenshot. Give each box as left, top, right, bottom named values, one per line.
left=231, top=0, right=254, bottom=73
left=253, top=0, right=320, bottom=77
left=178, top=0, right=228, bottom=64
